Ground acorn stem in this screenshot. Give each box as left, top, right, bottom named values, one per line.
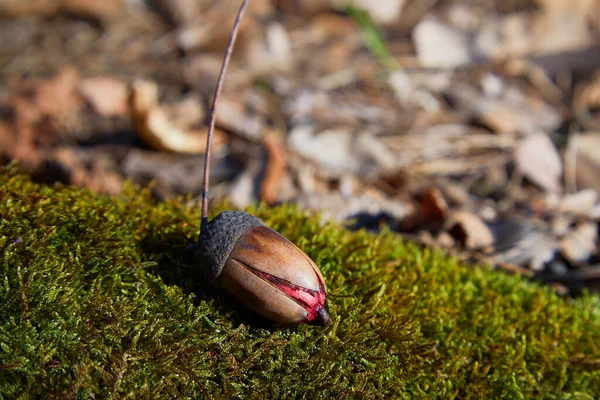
left=201, top=0, right=250, bottom=233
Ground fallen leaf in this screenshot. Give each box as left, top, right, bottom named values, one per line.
left=445, top=210, right=494, bottom=250
left=261, top=133, right=287, bottom=205
left=130, top=80, right=226, bottom=154
left=36, top=65, right=82, bottom=125
left=515, top=132, right=563, bottom=193
left=79, top=77, right=128, bottom=117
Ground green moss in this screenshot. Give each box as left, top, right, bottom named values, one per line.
left=1, top=168, right=599, bottom=399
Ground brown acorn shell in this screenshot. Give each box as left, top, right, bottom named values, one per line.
left=221, top=258, right=309, bottom=324
left=196, top=211, right=264, bottom=284
left=229, top=225, right=326, bottom=293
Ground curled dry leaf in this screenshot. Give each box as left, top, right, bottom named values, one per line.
left=515, top=132, right=563, bottom=193
left=130, top=80, right=226, bottom=154
left=445, top=210, right=494, bottom=250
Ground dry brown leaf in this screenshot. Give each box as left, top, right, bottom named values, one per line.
left=445, top=211, right=494, bottom=250
left=130, top=80, right=225, bottom=154
left=36, top=65, right=82, bottom=124
left=2, top=67, right=83, bottom=160
left=261, top=133, right=287, bottom=205
left=515, top=132, right=563, bottom=193
left=79, top=77, right=128, bottom=117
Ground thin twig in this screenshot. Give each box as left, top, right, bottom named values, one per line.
left=201, top=0, right=250, bottom=233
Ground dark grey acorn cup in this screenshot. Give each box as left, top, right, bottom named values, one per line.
left=196, top=211, right=264, bottom=285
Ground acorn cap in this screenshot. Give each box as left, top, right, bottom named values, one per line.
left=196, top=210, right=264, bottom=284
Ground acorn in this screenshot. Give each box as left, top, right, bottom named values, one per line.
left=193, top=0, right=328, bottom=325
left=196, top=211, right=330, bottom=325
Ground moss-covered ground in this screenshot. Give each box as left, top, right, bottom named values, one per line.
left=1, top=169, right=600, bottom=399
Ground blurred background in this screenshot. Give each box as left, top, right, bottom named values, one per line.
left=1, top=0, right=600, bottom=292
